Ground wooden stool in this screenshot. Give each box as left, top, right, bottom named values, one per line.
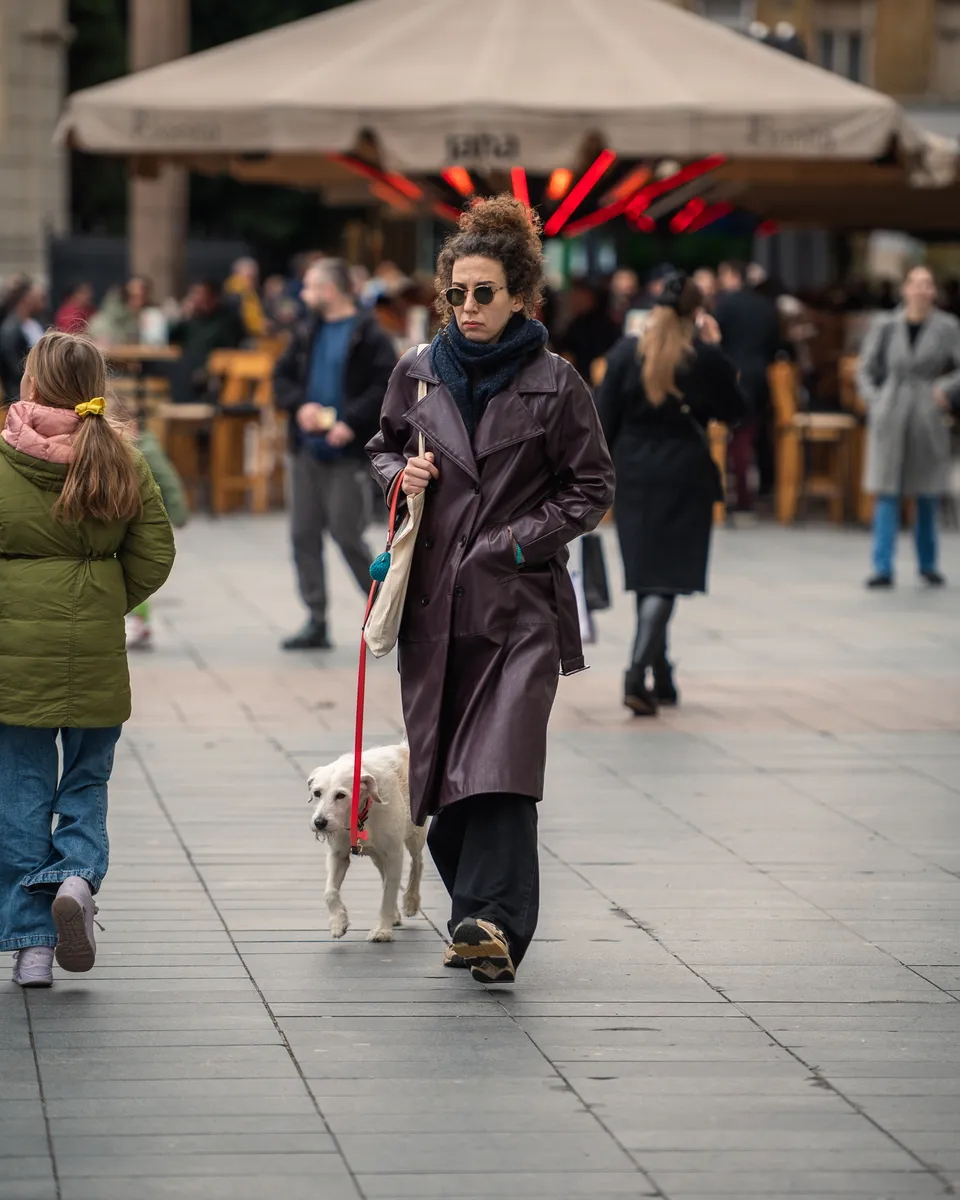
left=206, top=349, right=284, bottom=515
left=154, top=402, right=216, bottom=512
left=770, top=362, right=856, bottom=524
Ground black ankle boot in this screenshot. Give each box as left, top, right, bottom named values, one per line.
left=624, top=667, right=658, bottom=717
left=653, top=657, right=679, bottom=706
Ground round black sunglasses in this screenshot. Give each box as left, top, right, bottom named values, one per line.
left=444, top=284, right=505, bottom=308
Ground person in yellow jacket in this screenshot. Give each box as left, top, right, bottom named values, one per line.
left=224, top=257, right=267, bottom=339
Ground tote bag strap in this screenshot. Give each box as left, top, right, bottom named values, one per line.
left=349, top=348, right=429, bottom=854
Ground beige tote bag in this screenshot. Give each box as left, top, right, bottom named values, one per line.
left=363, top=370, right=429, bottom=658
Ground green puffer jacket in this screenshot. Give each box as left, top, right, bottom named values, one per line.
left=0, top=441, right=176, bottom=728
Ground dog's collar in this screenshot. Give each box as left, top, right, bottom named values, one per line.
left=351, top=796, right=372, bottom=857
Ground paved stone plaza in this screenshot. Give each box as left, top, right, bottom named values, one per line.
left=2, top=515, right=959, bottom=1200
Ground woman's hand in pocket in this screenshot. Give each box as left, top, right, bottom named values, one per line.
left=401, top=452, right=438, bottom=498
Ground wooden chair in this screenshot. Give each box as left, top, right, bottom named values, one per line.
left=253, top=333, right=291, bottom=360
left=838, top=355, right=874, bottom=525
left=206, top=349, right=285, bottom=515
left=769, top=361, right=856, bottom=524
left=106, top=374, right=213, bottom=513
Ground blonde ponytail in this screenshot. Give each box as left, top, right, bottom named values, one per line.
left=638, top=274, right=703, bottom=406
left=640, top=307, right=695, bottom=406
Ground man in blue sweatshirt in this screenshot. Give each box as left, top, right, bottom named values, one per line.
left=273, top=259, right=396, bottom=650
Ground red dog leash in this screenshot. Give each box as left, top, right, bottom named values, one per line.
left=351, top=469, right=406, bottom=855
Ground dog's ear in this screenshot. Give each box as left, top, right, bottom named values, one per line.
left=360, top=773, right=385, bottom=804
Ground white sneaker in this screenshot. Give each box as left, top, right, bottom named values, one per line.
left=12, top=947, right=54, bottom=988
left=125, top=614, right=152, bottom=650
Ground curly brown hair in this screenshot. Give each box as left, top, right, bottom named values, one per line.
left=435, top=195, right=545, bottom=324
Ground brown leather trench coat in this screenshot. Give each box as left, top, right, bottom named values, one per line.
left=367, top=343, right=615, bottom=826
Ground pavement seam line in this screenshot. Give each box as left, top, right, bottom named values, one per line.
left=682, top=755, right=960, bottom=1003
left=542, top=837, right=959, bottom=1197
left=542, top=745, right=958, bottom=1196
left=491, top=990, right=670, bottom=1199
left=127, top=736, right=367, bottom=1200
left=22, top=987, right=62, bottom=1200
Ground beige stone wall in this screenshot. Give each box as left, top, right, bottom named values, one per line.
left=0, top=0, right=69, bottom=281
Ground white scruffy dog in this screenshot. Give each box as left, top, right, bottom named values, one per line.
left=308, top=743, right=426, bottom=943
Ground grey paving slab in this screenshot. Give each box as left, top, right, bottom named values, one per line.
left=647, top=1171, right=946, bottom=1195
left=58, top=1180, right=361, bottom=1200
left=356, top=1174, right=655, bottom=1198
left=0, top=1183, right=58, bottom=1200
left=14, top=516, right=959, bottom=1198
left=53, top=1152, right=353, bottom=1178
left=52, top=1132, right=336, bottom=1156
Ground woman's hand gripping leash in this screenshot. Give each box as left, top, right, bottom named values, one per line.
left=401, top=451, right=438, bottom=498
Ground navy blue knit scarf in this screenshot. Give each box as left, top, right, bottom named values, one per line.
left=431, top=314, right=548, bottom=439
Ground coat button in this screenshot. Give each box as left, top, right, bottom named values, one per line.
left=454, top=586, right=464, bottom=598
left=472, top=484, right=479, bottom=494
left=420, top=596, right=429, bottom=606
left=459, top=536, right=467, bottom=548
left=423, top=537, right=434, bottom=549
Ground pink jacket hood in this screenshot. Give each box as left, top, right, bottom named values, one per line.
left=2, top=401, right=80, bottom=465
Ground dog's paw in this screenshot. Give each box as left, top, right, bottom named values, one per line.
left=329, top=912, right=349, bottom=939
left=366, top=926, right=394, bottom=943
left=393, top=911, right=403, bottom=927
left=403, top=893, right=421, bottom=918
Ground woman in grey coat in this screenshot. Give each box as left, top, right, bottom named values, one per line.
left=857, top=266, right=960, bottom=587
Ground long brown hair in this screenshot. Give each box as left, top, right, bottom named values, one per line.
left=24, top=331, right=142, bottom=524
left=640, top=276, right=703, bottom=406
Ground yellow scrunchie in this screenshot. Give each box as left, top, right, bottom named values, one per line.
left=75, top=398, right=106, bottom=419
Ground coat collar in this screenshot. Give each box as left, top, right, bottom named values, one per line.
left=404, top=346, right=555, bottom=480
left=891, top=305, right=946, bottom=359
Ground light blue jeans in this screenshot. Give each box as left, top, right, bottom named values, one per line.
left=0, top=725, right=121, bottom=951
left=872, top=495, right=939, bottom=579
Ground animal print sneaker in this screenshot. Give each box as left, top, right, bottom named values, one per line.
left=442, top=943, right=467, bottom=969
left=450, top=918, right=515, bottom=984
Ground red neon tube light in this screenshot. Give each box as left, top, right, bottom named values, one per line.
left=625, top=155, right=725, bottom=219
left=543, top=149, right=617, bottom=237
left=442, top=167, right=474, bottom=197
left=369, top=181, right=414, bottom=212
left=602, top=165, right=652, bottom=205
left=433, top=201, right=462, bottom=224
left=670, top=197, right=709, bottom=234
left=562, top=170, right=655, bottom=238
left=685, top=202, right=734, bottom=234
left=511, top=166, right=530, bottom=207
left=328, top=154, right=423, bottom=202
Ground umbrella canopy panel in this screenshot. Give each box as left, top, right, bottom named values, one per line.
left=58, top=0, right=922, bottom=171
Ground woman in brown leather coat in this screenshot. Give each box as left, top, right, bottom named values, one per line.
left=367, top=197, right=614, bottom=984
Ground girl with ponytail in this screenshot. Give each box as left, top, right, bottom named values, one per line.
left=598, top=271, right=746, bottom=716
left=0, top=331, right=175, bottom=987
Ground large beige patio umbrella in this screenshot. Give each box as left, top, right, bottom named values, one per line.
left=58, top=0, right=930, bottom=175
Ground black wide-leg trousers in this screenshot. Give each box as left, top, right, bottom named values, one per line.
left=427, top=793, right=539, bottom=967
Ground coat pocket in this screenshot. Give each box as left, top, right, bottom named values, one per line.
left=487, top=524, right=520, bottom=581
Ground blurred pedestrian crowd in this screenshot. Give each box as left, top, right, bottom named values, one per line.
left=4, top=248, right=960, bottom=526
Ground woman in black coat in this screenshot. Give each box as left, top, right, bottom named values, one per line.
left=597, top=271, right=745, bottom=716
